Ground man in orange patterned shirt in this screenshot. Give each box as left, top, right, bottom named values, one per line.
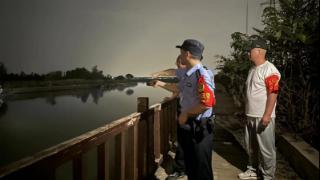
left=238, top=37, right=280, bottom=180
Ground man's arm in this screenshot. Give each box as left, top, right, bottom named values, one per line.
left=261, top=93, right=277, bottom=126
left=261, top=74, right=280, bottom=126
left=152, top=80, right=179, bottom=93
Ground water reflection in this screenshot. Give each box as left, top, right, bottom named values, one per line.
left=5, top=82, right=138, bottom=106
left=0, top=82, right=139, bottom=118
left=0, top=82, right=169, bottom=167
left=0, top=101, right=8, bottom=118
left=45, top=96, right=57, bottom=105
left=125, top=89, right=134, bottom=96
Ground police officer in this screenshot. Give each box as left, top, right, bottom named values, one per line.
left=150, top=54, right=215, bottom=180
left=176, top=39, right=215, bottom=180
left=151, top=55, right=187, bottom=179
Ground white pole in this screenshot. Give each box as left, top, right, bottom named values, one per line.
left=246, top=0, right=248, bottom=34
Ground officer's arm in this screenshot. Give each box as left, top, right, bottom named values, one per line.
left=178, top=74, right=215, bottom=125
left=189, top=72, right=215, bottom=114
left=185, top=104, right=210, bottom=117
left=178, top=101, right=211, bottom=125
left=164, top=91, right=180, bottom=101
left=151, top=80, right=179, bottom=93
left=151, top=69, right=177, bottom=77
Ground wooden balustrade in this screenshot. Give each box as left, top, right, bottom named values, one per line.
left=0, top=97, right=178, bottom=180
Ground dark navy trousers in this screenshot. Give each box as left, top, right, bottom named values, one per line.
left=178, top=117, right=214, bottom=180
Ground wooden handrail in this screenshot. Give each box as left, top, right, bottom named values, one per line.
left=0, top=97, right=178, bottom=180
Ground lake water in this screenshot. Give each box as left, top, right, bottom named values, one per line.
left=0, top=83, right=170, bottom=167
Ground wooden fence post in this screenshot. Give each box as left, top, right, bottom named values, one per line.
left=137, top=97, right=149, bottom=112
left=97, top=142, right=107, bottom=180
left=154, top=104, right=162, bottom=165
left=137, top=97, right=149, bottom=178
left=133, top=123, right=139, bottom=180
left=120, top=132, right=126, bottom=180
left=73, top=155, right=86, bottom=180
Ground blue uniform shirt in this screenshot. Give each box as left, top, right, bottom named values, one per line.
left=176, top=64, right=215, bottom=121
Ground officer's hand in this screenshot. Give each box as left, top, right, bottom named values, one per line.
left=163, top=96, right=173, bottom=101
left=148, top=80, right=164, bottom=88
left=261, top=115, right=271, bottom=126
left=147, top=80, right=157, bottom=87
left=178, top=112, right=188, bottom=125
left=153, top=80, right=162, bottom=87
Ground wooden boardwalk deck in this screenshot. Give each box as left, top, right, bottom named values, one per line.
left=154, top=123, right=247, bottom=180
left=155, top=84, right=301, bottom=180
left=212, top=123, right=247, bottom=180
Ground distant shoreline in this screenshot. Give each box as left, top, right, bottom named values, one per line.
left=2, top=79, right=141, bottom=96
left=1, top=77, right=176, bottom=96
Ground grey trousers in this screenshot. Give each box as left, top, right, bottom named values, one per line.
left=245, top=117, right=276, bottom=180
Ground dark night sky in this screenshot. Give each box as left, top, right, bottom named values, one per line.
left=0, top=0, right=265, bottom=76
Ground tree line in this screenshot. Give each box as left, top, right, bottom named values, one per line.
left=0, top=63, right=134, bottom=81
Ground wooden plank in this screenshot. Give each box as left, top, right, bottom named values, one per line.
left=97, top=142, right=107, bottom=180
left=133, top=123, right=138, bottom=180
left=73, top=155, right=86, bottom=180
left=120, top=132, right=126, bottom=180
left=114, top=134, right=120, bottom=179
left=125, top=114, right=140, bottom=180
left=137, top=97, right=149, bottom=179
left=147, top=110, right=155, bottom=177
left=168, top=103, right=172, bottom=143
left=105, top=141, right=110, bottom=180
left=160, top=108, right=165, bottom=155
left=153, top=104, right=161, bottom=161
left=164, top=106, right=169, bottom=154
left=138, top=116, right=147, bottom=178
left=126, top=126, right=134, bottom=180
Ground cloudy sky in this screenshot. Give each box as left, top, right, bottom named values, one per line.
left=0, top=0, right=266, bottom=76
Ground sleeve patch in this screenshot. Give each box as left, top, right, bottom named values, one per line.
left=265, top=74, right=280, bottom=94
left=198, top=75, right=216, bottom=107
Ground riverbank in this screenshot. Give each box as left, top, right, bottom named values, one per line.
left=0, top=77, right=178, bottom=99
left=1, top=79, right=143, bottom=96
left=2, top=79, right=103, bottom=94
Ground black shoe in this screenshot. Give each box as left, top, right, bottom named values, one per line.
left=178, top=171, right=186, bottom=178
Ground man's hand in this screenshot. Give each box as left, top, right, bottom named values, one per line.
left=261, top=115, right=271, bottom=126
left=178, top=112, right=188, bottom=125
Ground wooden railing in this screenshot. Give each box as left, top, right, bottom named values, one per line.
left=0, top=97, right=178, bottom=180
